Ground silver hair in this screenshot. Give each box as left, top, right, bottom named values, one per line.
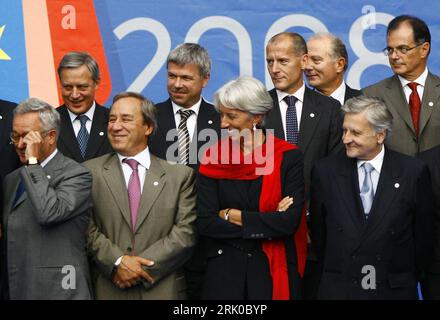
left=213, top=76, right=273, bottom=126
left=58, top=51, right=101, bottom=83
left=111, top=92, right=157, bottom=134
left=309, top=32, right=349, bottom=71
left=342, top=96, right=393, bottom=137
left=13, top=98, right=61, bottom=139
left=167, top=43, right=211, bottom=78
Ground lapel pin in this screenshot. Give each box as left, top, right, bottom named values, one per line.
left=99, top=131, right=104, bottom=136
left=46, top=175, right=51, bottom=180
left=310, top=113, right=315, bottom=118
left=428, top=101, right=434, bottom=107
left=0, top=115, right=3, bottom=120
left=394, top=183, right=400, bottom=189
left=153, top=181, right=159, bottom=186
left=208, top=120, right=213, bottom=125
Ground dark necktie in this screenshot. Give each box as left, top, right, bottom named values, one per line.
left=13, top=180, right=26, bottom=206
left=360, top=162, right=375, bottom=218
left=177, top=109, right=194, bottom=165
left=408, top=82, right=421, bottom=136
left=283, top=95, right=299, bottom=145
left=123, top=158, right=141, bottom=232
left=76, top=114, right=90, bottom=158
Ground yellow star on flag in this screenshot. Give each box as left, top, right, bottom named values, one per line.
left=0, top=25, right=11, bottom=60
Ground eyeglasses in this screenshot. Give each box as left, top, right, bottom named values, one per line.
left=383, top=43, right=424, bottom=56
left=10, top=131, right=50, bottom=144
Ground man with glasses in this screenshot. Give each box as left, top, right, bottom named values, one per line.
left=363, top=15, right=440, bottom=156
left=1, top=98, right=93, bottom=299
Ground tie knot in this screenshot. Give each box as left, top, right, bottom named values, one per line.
left=362, top=162, right=374, bottom=174
left=123, top=158, right=139, bottom=171
left=283, top=95, right=298, bottom=107
left=179, top=109, right=194, bottom=121
left=77, top=114, right=89, bottom=126
left=408, top=82, right=419, bottom=92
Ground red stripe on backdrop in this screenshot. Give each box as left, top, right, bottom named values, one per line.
left=46, top=0, right=112, bottom=106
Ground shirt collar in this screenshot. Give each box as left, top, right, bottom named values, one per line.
left=357, top=145, right=385, bottom=173
left=276, top=83, right=306, bottom=104
left=329, top=81, right=347, bottom=106
left=117, top=147, right=151, bottom=170
left=40, top=149, right=58, bottom=168
left=398, top=67, right=428, bottom=88
left=172, top=98, right=202, bottom=116
left=67, top=101, right=96, bottom=123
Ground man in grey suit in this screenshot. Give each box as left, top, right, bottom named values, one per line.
left=1, top=98, right=93, bottom=300
left=363, top=15, right=440, bottom=156
left=85, top=92, right=196, bottom=300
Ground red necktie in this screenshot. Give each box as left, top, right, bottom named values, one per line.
left=408, top=82, right=421, bottom=136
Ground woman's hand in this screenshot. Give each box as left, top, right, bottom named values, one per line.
left=219, top=208, right=242, bottom=226
left=277, top=196, right=294, bottom=212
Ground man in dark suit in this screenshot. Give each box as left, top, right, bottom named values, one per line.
left=265, top=32, right=343, bottom=299
left=363, top=15, right=440, bottom=156
left=2, top=98, right=92, bottom=299
left=305, top=32, right=362, bottom=105
left=149, top=43, right=220, bottom=170
left=310, top=96, right=435, bottom=299
left=148, top=43, right=220, bottom=299
left=57, top=51, right=112, bottom=163
left=0, top=99, right=19, bottom=298
left=418, top=145, right=440, bottom=299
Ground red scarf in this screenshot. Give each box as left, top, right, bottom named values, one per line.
left=199, top=134, right=308, bottom=300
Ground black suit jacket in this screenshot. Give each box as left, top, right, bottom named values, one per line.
left=197, top=148, right=305, bottom=299
left=0, top=99, right=19, bottom=298
left=310, top=148, right=435, bottom=299
left=344, top=84, right=362, bottom=103
left=418, top=145, right=440, bottom=299
left=148, top=98, right=220, bottom=170
left=57, top=103, right=112, bottom=163
left=266, top=87, right=343, bottom=194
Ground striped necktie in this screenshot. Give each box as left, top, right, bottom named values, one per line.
left=177, top=109, right=194, bottom=165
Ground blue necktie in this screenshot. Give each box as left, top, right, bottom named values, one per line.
left=284, top=96, right=299, bottom=145
left=13, top=180, right=26, bottom=206
left=76, top=114, right=89, bottom=159
left=360, top=162, right=375, bottom=218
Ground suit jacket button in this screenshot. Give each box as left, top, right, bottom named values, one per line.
left=127, top=247, right=132, bottom=252
left=376, top=255, right=382, bottom=261
left=352, top=278, right=358, bottom=285
left=351, top=255, right=356, bottom=260
left=247, top=253, right=252, bottom=258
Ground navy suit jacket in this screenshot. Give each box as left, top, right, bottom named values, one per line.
left=57, top=103, right=112, bottom=163
left=310, top=148, right=435, bottom=299
left=148, top=98, right=220, bottom=170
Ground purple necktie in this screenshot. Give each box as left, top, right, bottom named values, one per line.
left=123, top=158, right=141, bottom=231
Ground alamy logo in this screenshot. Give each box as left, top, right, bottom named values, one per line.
left=61, top=265, right=76, bottom=290
left=361, top=265, right=376, bottom=290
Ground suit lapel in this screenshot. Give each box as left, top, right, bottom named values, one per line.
left=358, top=149, right=400, bottom=244
left=85, top=104, right=108, bottom=159
left=299, top=88, right=321, bottom=153
left=158, top=99, right=178, bottom=146
left=134, top=154, right=166, bottom=232
left=419, top=73, right=440, bottom=135
left=102, top=154, right=132, bottom=228
left=386, top=76, right=415, bottom=134
left=58, top=105, right=82, bottom=162
left=335, top=156, right=365, bottom=233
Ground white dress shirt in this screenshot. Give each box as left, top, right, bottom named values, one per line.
left=357, top=146, right=385, bottom=194
left=275, top=84, right=305, bottom=136
left=398, top=67, right=428, bottom=103
left=40, top=149, right=58, bottom=168
left=329, top=81, right=347, bottom=106
left=117, top=147, right=151, bottom=193
left=172, top=99, right=201, bottom=142
left=67, top=102, right=96, bottom=136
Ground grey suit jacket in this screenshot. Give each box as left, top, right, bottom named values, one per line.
left=363, top=73, right=440, bottom=156
left=2, top=151, right=93, bottom=300
left=85, top=152, right=196, bottom=300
